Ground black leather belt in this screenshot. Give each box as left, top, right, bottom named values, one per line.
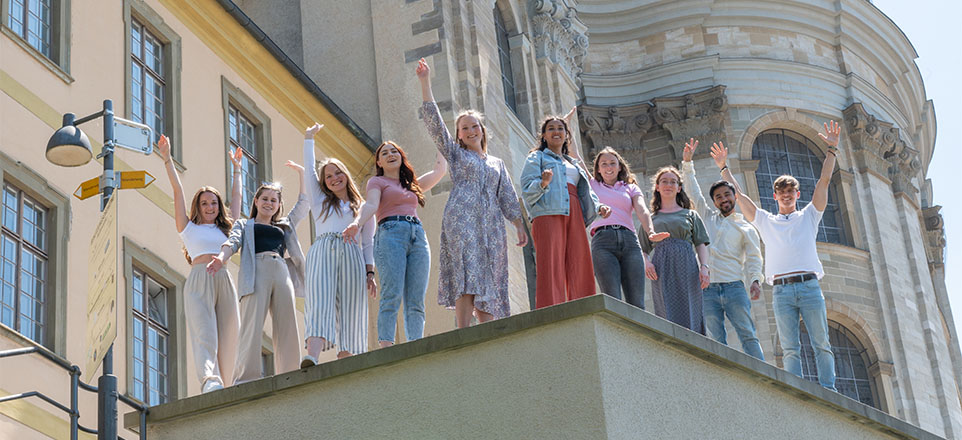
left=591, top=224, right=627, bottom=237
left=773, top=273, right=817, bottom=286
left=378, top=215, right=421, bottom=226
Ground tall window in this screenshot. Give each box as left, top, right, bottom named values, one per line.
left=493, top=5, right=517, bottom=114
left=799, top=321, right=876, bottom=408
left=0, top=182, right=47, bottom=344
left=6, top=0, right=51, bottom=57
left=229, top=105, right=258, bottom=215
left=130, top=268, right=169, bottom=406
left=752, top=129, right=846, bottom=244
left=130, top=18, right=165, bottom=145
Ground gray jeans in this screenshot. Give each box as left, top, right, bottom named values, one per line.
left=590, top=227, right=646, bottom=309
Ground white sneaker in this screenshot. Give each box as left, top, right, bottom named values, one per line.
left=300, top=355, right=318, bottom=369
left=202, top=378, right=224, bottom=393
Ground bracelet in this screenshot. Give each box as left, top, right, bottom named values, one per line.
left=366, top=271, right=375, bottom=277
left=719, top=165, right=728, bottom=173
left=826, top=148, right=838, bottom=157
left=700, top=264, right=710, bottom=269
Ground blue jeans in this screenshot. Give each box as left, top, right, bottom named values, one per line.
left=703, top=281, right=764, bottom=360
left=590, top=227, right=646, bottom=309
left=773, top=278, right=836, bottom=390
left=374, top=220, right=430, bottom=343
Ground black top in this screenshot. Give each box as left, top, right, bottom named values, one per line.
left=254, top=223, right=286, bottom=255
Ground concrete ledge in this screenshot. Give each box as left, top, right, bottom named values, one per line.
left=127, top=295, right=943, bottom=439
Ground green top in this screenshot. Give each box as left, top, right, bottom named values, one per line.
left=641, top=209, right=710, bottom=254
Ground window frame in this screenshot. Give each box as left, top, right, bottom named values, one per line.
left=798, top=320, right=879, bottom=409
left=1, top=182, right=49, bottom=344
left=123, top=237, right=186, bottom=404
left=493, top=4, right=518, bottom=115
left=221, top=76, right=273, bottom=217
left=0, top=150, right=69, bottom=354
left=0, top=0, right=72, bottom=81
left=123, top=0, right=183, bottom=164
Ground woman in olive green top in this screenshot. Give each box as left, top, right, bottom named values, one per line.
left=642, top=166, right=711, bottom=334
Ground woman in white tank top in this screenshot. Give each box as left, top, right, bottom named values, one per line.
left=157, top=135, right=242, bottom=394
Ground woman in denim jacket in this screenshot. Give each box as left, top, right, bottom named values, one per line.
left=207, top=165, right=309, bottom=384
left=521, top=116, right=610, bottom=308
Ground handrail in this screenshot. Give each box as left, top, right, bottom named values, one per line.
left=0, top=346, right=150, bottom=439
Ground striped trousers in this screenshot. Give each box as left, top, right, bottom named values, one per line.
left=304, top=232, right=369, bottom=355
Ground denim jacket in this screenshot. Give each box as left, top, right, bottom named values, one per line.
left=222, top=193, right=309, bottom=298
left=520, top=148, right=601, bottom=226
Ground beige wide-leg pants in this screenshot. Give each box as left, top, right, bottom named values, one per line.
left=183, top=265, right=240, bottom=388
left=233, top=252, right=301, bottom=384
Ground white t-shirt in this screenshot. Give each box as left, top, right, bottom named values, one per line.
left=179, top=221, right=228, bottom=259
left=750, top=202, right=824, bottom=285
left=564, top=160, right=579, bottom=185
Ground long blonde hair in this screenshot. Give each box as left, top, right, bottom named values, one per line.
left=316, top=158, right=363, bottom=221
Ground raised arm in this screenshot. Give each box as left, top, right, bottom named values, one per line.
left=228, top=146, right=243, bottom=221
left=681, top=138, right=709, bottom=217
left=417, top=58, right=435, bottom=103
left=812, top=120, right=840, bottom=212
left=417, top=148, right=448, bottom=192
left=157, top=135, right=189, bottom=232
left=283, top=160, right=310, bottom=226
left=417, top=60, right=461, bottom=164
left=562, top=106, right=590, bottom=175
left=711, top=142, right=758, bottom=222
left=303, top=123, right=327, bottom=209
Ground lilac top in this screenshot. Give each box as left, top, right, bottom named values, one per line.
left=588, top=179, right=643, bottom=233
left=366, top=176, right=419, bottom=220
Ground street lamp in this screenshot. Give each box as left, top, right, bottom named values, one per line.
left=46, top=99, right=153, bottom=440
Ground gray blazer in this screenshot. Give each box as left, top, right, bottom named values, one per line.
left=223, top=193, right=309, bottom=298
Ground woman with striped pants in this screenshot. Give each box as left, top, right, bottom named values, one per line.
left=300, top=123, right=377, bottom=366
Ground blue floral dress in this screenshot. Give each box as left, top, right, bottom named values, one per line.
left=419, top=101, right=523, bottom=318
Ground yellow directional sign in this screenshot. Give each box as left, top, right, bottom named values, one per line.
left=73, top=171, right=156, bottom=200
left=119, top=170, right=155, bottom=189
left=74, top=177, right=101, bottom=200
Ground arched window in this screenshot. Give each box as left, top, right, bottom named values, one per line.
left=752, top=129, right=846, bottom=244
left=799, top=321, right=876, bottom=408
left=493, top=5, right=517, bottom=114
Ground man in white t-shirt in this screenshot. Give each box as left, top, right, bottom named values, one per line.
left=712, top=121, right=841, bottom=391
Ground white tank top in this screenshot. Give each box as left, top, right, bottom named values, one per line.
left=564, top=160, right=579, bottom=185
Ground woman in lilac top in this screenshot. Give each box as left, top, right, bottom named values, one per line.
left=586, top=147, right=668, bottom=309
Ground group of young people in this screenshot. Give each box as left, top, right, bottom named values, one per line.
left=162, top=56, right=842, bottom=394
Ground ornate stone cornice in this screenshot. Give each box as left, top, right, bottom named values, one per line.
left=578, top=86, right=730, bottom=174
left=651, top=87, right=729, bottom=159
left=923, top=205, right=946, bottom=266
left=843, top=103, right=922, bottom=196
left=531, top=0, right=588, bottom=82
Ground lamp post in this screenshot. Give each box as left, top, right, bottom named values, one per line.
left=46, top=99, right=152, bottom=440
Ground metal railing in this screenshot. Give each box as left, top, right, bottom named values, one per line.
left=0, top=346, right=148, bottom=440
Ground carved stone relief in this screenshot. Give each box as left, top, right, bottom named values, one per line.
left=578, top=86, right=731, bottom=173
left=923, top=205, right=947, bottom=266
left=842, top=103, right=922, bottom=196
left=531, top=0, right=588, bottom=82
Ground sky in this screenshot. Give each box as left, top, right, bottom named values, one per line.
left=870, top=1, right=962, bottom=346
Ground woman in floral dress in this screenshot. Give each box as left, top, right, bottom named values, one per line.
left=416, top=58, right=528, bottom=328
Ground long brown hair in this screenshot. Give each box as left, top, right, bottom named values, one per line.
left=316, top=158, right=363, bottom=221
left=650, top=167, right=692, bottom=213
left=455, top=111, right=488, bottom=153
left=184, top=186, right=233, bottom=263
left=592, top=147, right=637, bottom=185
left=248, top=182, right=284, bottom=223
left=375, top=141, right=425, bottom=207
left=532, top=117, right=571, bottom=156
